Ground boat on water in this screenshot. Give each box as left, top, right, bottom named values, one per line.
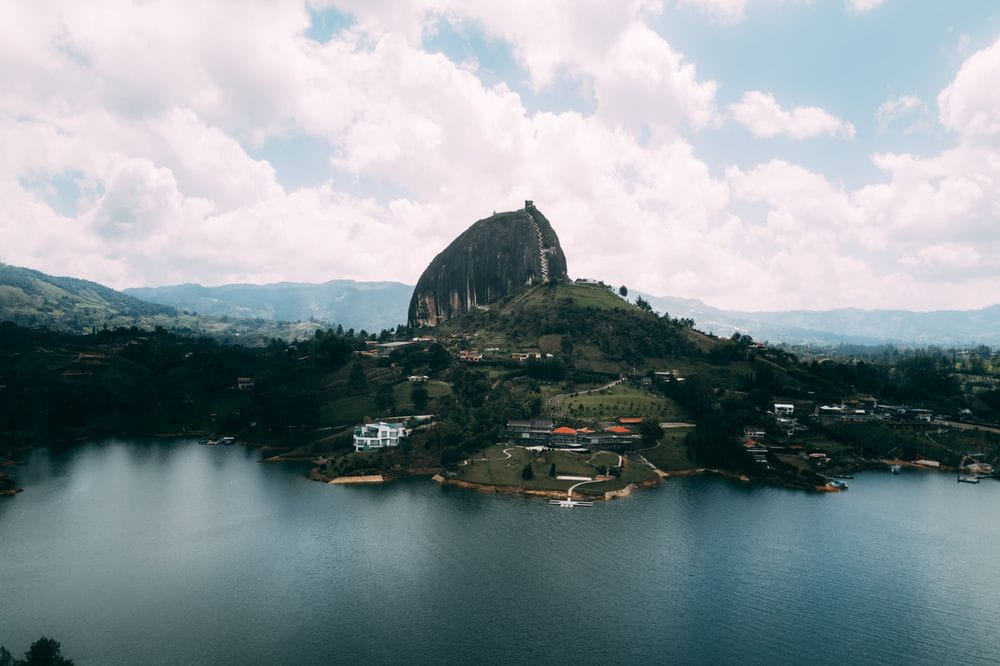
left=890, top=464, right=902, bottom=474
left=958, top=475, right=980, bottom=484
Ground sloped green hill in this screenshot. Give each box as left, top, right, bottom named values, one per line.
left=0, top=263, right=324, bottom=343
left=436, top=280, right=713, bottom=372
left=0, top=263, right=176, bottom=331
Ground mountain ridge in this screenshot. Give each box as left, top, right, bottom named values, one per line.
left=639, top=293, right=1000, bottom=346
left=125, top=279, right=412, bottom=333
left=4, top=261, right=999, bottom=346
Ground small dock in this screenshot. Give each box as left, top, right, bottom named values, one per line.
left=549, top=499, right=595, bottom=507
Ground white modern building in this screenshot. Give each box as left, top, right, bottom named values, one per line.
left=774, top=403, right=795, bottom=417
left=353, top=422, right=408, bottom=452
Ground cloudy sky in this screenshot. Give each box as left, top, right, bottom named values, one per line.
left=3, top=1, right=1000, bottom=311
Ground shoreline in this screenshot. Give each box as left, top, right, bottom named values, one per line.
left=431, top=473, right=663, bottom=500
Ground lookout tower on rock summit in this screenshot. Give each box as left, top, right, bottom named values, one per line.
left=407, top=202, right=569, bottom=328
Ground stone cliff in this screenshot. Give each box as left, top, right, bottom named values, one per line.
left=408, top=201, right=568, bottom=327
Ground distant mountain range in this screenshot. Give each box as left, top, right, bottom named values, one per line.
left=125, top=280, right=412, bottom=333
left=639, top=293, right=1000, bottom=347
left=2, top=261, right=998, bottom=346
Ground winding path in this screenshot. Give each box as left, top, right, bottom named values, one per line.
left=547, top=377, right=624, bottom=412
left=587, top=450, right=623, bottom=468
left=459, top=447, right=516, bottom=466
left=567, top=477, right=606, bottom=499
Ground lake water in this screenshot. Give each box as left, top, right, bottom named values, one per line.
left=2, top=439, right=999, bottom=665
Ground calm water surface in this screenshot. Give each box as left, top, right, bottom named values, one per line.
left=2, top=439, right=999, bottom=665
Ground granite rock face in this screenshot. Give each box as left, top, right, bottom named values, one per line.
left=408, top=202, right=568, bottom=327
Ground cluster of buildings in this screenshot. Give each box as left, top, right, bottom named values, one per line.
left=816, top=397, right=933, bottom=425
left=511, top=352, right=555, bottom=362
left=454, top=349, right=558, bottom=363
left=505, top=418, right=640, bottom=450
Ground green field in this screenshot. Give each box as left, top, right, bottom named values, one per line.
left=559, top=385, right=686, bottom=421
left=456, top=444, right=657, bottom=494
left=636, top=427, right=697, bottom=470
left=501, top=282, right=635, bottom=314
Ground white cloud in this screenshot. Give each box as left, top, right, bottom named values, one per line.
left=675, top=0, right=748, bottom=24
left=847, top=0, right=887, bottom=14
left=874, top=94, right=924, bottom=132
left=729, top=91, right=856, bottom=140
left=938, top=39, right=1000, bottom=137
left=2, top=2, right=1000, bottom=314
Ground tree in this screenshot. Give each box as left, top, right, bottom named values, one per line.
left=411, top=384, right=429, bottom=411
left=428, top=343, right=451, bottom=371
left=347, top=362, right=368, bottom=393
left=521, top=463, right=534, bottom=480
left=548, top=462, right=556, bottom=477
left=635, top=296, right=653, bottom=312
left=20, top=637, right=73, bottom=666
left=619, top=285, right=628, bottom=298
left=374, top=383, right=395, bottom=411
left=638, top=419, right=664, bottom=448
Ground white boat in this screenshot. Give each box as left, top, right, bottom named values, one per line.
left=890, top=464, right=901, bottom=474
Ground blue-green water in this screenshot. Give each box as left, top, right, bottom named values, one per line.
left=2, top=439, right=999, bottom=665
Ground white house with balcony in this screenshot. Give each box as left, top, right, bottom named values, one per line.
left=354, top=421, right=408, bottom=452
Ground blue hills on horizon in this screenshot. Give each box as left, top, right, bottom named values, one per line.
left=1, top=262, right=997, bottom=346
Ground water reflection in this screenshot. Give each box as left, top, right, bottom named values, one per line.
left=2, top=440, right=1000, bottom=665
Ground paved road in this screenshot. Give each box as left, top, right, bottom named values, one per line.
left=934, top=419, right=1000, bottom=435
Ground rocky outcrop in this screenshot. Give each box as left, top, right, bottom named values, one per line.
left=408, top=201, right=568, bottom=327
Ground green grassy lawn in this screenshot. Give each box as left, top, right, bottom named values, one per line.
left=638, top=428, right=697, bottom=470
left=559, top=385, right=686, bottom=421
left=317, top=395, right=374, bottom=426
left=391, top=379, right=452, bottom=413
left=587, top=450, right=622, bottom=468
left=456, top=446, right=655, bottom=493
left=501, top=282, right=634, bottom=314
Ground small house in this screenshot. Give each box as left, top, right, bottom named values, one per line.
left=774, top=403, right=794, bottom=417
left=354, top=422, right=408, bottom=452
